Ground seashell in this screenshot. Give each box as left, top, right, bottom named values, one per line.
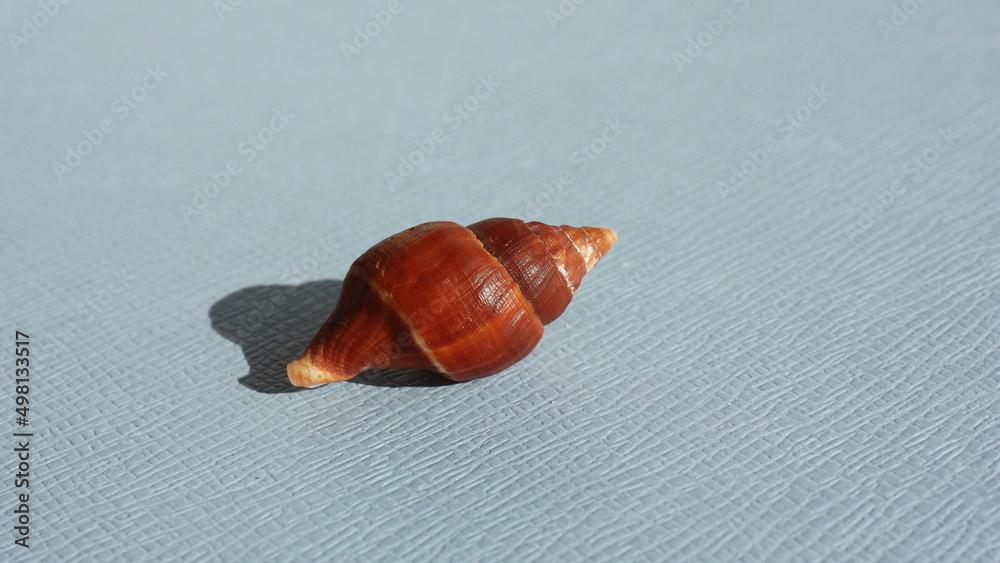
left=286, top=218, right=617, bottom=387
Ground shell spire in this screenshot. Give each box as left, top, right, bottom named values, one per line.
left=287, top=218, right=617, bottom=388
left=560, top=225, right=618, bottom=272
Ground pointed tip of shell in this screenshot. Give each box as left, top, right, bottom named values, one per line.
left=287, top=355, right=354, bottom=388
left=583, top=227, right=618, bottom=266
left=560, top=225, right=618, bottom=272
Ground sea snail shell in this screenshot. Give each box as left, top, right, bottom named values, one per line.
left=286, top=218, right=617, bottom=387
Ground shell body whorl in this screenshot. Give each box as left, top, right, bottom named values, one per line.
left=286, top=218, right=617, bottom=387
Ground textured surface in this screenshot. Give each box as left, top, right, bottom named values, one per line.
left=2, top=1, right=999, bottom=561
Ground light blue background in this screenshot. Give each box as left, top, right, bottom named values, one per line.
left=2, top=1, right=999, bottom=560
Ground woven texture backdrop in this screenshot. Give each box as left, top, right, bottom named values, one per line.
left=2, top=1, right=999, bottom=560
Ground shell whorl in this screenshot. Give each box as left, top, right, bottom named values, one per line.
left=468, top=219, right=617, bottom=325
left=286, top=218, right=616, bottom=387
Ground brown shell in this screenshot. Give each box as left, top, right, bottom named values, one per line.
left=286, top=218, right=617, bottom=387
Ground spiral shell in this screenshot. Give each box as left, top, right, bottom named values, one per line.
left=287, top=218, right=617, bottom=387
